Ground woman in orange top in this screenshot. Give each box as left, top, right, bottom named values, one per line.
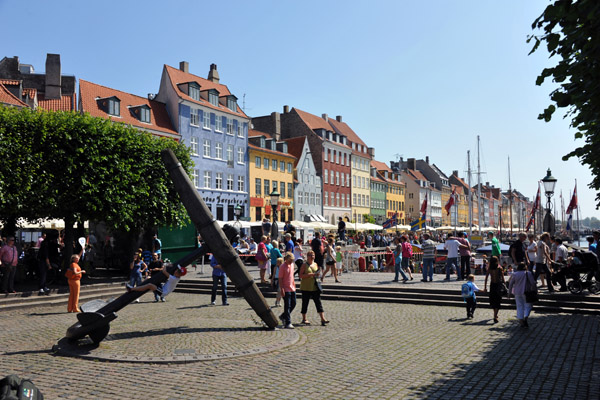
left=67, top=254, right=85, bottom=312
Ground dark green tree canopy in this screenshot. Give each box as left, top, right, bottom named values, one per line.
left=0, top=106, right=193, bottom=232
left=528, top=0, right=600, bottom=207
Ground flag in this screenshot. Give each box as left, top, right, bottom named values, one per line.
left=410, top=215, right=427, bottom=231
left=566, top=184, right=578, bottom=214
left=444, top=188, right=456, bottom=215
left=382, top=212, right=399, bottom=229
left=420, top=193, right=428, bottom=216
left=566, top=213, right=573, bottom=231
left=525, top=184, right=541, bottom=232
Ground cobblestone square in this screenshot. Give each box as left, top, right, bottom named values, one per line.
left=0, top=285, right=598, bottom=399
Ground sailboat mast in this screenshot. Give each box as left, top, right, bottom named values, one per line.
left=477, top=136, right=482, bottom=235
left=508, top=156, right=513, bottom=235
left=467, top=150, right=472, bottom=238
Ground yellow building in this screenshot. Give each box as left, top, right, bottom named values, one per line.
left=248, top=130, right=296, bottom=222
left=372, top=160, right=406, bottom=225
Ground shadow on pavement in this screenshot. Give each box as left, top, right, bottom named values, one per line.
left=105, top=326, right=265, bottom=341
left=407, top=313, right=599, bottom=399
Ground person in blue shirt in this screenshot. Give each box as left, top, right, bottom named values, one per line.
left=210, top=254, right=228, bottom=306
left=462, top=274, right=481, bottom=319
left=270, top=240, right=283, bottom=282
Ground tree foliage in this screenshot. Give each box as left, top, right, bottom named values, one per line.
left=0, top=106, right=192, bottom=235
left=528, top=0, right=600, bottom=207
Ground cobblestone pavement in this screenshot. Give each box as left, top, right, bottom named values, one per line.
left=1, top=284, right=599, bottom=399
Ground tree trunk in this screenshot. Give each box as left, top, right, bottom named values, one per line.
left=63, top=216, right=75, bottom=271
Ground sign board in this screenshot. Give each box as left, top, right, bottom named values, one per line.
left=470, top=235, right=484, bottom=246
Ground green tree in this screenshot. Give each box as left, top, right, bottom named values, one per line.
left=0, top=106, right=192, bottom=263
left=528, top=0, right=600, bottom=208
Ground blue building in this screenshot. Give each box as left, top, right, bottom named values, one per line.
left=156, top=62, right=249, bottom=221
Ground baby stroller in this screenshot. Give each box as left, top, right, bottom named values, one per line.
left=554, top=250, right=599, bottom=294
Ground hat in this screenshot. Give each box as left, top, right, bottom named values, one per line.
left=177, top=265, right=187, bottom=276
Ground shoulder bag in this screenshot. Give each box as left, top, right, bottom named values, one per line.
left=524, top=271, right=539, bottom=303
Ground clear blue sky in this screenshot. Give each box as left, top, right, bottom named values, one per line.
left=1, top=0, right=596, bottom=219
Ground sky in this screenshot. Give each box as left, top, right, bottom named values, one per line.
left=1, top=0, right=596, bottom=219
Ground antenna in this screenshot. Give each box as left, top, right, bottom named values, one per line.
left=394, top=153, right=402, bottom=162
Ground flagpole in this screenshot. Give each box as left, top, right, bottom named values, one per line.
left=575, top=180, right=580, bottom=243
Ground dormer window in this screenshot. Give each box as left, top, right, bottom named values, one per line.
left=106, top=97, right=120, bottom=116
left=270, top=140, right=276, bottom=151
left=282, top=143, right=288, bottom=153
left=208, top=89, right=219, bottom=106
left=131, top=105, right=151, bottom=123
left=260, top=137, right=266, bottom=148
left=188, top=83, right=200, bottom=101
left=227, top=96, right=237, bottom=111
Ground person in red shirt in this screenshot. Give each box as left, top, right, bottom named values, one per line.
left=278, top=252, right=297, bottom=329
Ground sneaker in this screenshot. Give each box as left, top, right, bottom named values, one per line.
left=126, top=284, right=133, bottom=293
left=421, top=279, right=428, bottom=282
left=222, top=302, right=229, bottom=306
left=134, top=298, right=140, bottom=303
left=284, top=323, right=294, bottom=329
left=38, top=289, right=46, bottom=296
left=210, top=301, right=216, bottom=305
left=161, top=297, right=166, bottom=302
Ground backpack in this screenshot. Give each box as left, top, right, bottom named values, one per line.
left=0, top=374, right=44, bottom=400
left=461, top=282, right=474, bottom=299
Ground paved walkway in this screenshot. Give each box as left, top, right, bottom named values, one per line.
left=0, top=270, right=598, bottom=399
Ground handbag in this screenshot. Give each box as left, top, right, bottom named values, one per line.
left=314, top=277, right=323, bottom=294
left=499, top=282, right=508, bottom=297
left=524, top=271, right=538, bottom=303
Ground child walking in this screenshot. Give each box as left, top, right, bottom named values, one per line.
left=461, top=274, right=480, bottom=319
left=335, top=245, right=343, bottom=278
left=126, top=264, right=187, bottom=299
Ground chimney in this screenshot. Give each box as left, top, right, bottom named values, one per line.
left=407, top=158, right=416, bottom=170
left=321, top=113, right=328, bottom=122
left=486, top=181, right=490, bottom=187
left=336, top=115, right=342, bottom=122
left=283, top=105, right=289, bottom=114
left=44, top=53, right=61, bottom=100
left=425, top=156, right=430, bottom=164
left=179, top=61, right=189, bottom=73
left=271, top=112, right=281, bottom=141
left=208, top=63, right=220, bottom=83
left=368, top=147, right=375, bottom=157
left=453, top=170, right=458, bottom=177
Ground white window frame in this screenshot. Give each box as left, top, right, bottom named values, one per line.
left=190, top=108, right=199, bottom=126
left=215, top=115, right=223, bottom=132
left=237, top=122, right=244, bottom=137
left=203, top=139, right=211, bottom=157
left=203, top=111, right=211, bottom=129
left=324, top=169, right=328, bottom=184
left=215, top=143, right=223, bottom=159
left=227, top=174, right=234, bottom=191
left=190, top=137, right=199, bottom=156
left=215, top=172, right=223, bottom=189
left=238, top=176, right=245, bottom=192
left=226, top=118, right=234, bottom=135
left=226, top=144, right=234, bottom=161
left=192, top=169, right=200, bottom=188
left=237, top=147, right=244, bottom=164
left=204, top=171, right=212, bottom=188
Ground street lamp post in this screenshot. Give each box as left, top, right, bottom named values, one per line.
left=269, top=189, right=280, bottom=241
left=541, top=168, right=557, bottom=235
left=234, top=204, right=242, bottom=221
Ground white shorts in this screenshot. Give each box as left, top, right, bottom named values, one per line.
left=336, top=261, right=342, bottom=269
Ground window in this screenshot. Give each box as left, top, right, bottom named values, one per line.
left=139, top=106, right=151, bottom=123
left=347, top=174, right=350, bottom=187
left=288, top=183, right=293, bottom=199
left=204, top=171, right=211, bottom=188
left=192, top=169, right=200, bottom=188
left=108, top=98, right=120, bottom=116
left=259, top=137, right=266, bottom=148
left=287, top=162, right=292, bottom=173
left=215, top=143, right=223, bottom=159
left=331, top=192, right=335, bottom=206
left=190, top=108, right=199, bottom=126
left=189, top=83, right=200, bottom=100
left=280, top=161, right=285, bottom=171
left=238, top=176, right=245, bottom=192
left=263, top=158, right=269, bottom=169
left=272, top=180, right=278, bottom=192
left=238, top=147, right=244, bottom=164
left=209, top=90, right=219, bottom=106
left=203, top=111, right=211, bottom=129
left=264, top=179, right=270, bottom=196
left=255, top=156, right=261, bottom=168
left=331, top=170, right=334, bottom=185
left=324, top=169, right=328, bottom=184
left=237, top=122, right=244, bottom=137
left=228, top=97, right=237, bottom=111
left=190, top=137, right=199, bottom=156
left=336, top=151, right=340, bottom=164
left=324, top=149, right=328, bottom=161
left=309, top=193, right=314, bottom=205
left=272, top=159, right=277, bottom=170
left=215, top=115, right=223, bottom=132
left=203, top=139, right=210, bottom=157
left=336, top=172, right=340, bottom=186
left=280, top=181, right=285, bottom=198
left=353, top=193, right=357, bottom=205
left=227, top=174, right=233, bottom=191
left=226, top=118, right=234, bottom=135
left=336, top=193, right=340, bottom=207
left=324, top=191, right=328, bottom=206
left=255, top=178, right=261, bottom=195
left=226, top=144, right=233, bottom=161
left=215, top=172, right=223, bottom=189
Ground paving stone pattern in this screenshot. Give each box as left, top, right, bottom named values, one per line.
left=1, top=281, right=599, bottom=400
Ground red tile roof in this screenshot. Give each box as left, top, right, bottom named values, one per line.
left=0, top=84, right=27, bottom=107
left=0, top=79, right=20, bottom=86
left=284, top=136, right=308, bottom=167
left=248, top=129, right=271, bottom=138
left=294, top=108, right=333, bottom=131
left=328, top=118, right=367, bottom=147
left=371, top=160, right=391, bottom=172
left=248, top=143, right=296, bottom=160
left=406, top=169, right=428, bottom=182
left=22, top=88, right=36, bottom=98
left=37, top=92, right=76, bottom=111
left=79, top=79, right=177, bottom=137
left=163, top=64, right=248, bottom=119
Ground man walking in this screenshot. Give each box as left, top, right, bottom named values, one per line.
left=338, top=217, right=346, bottom=242
left=444, top=237, right=461, bottom=281
left=510, top=232, right=528, bottom=266
left=420, top=233, right=436, bottom=282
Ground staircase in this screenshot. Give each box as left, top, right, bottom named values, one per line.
left=175, top=279, right=600, bottom=315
